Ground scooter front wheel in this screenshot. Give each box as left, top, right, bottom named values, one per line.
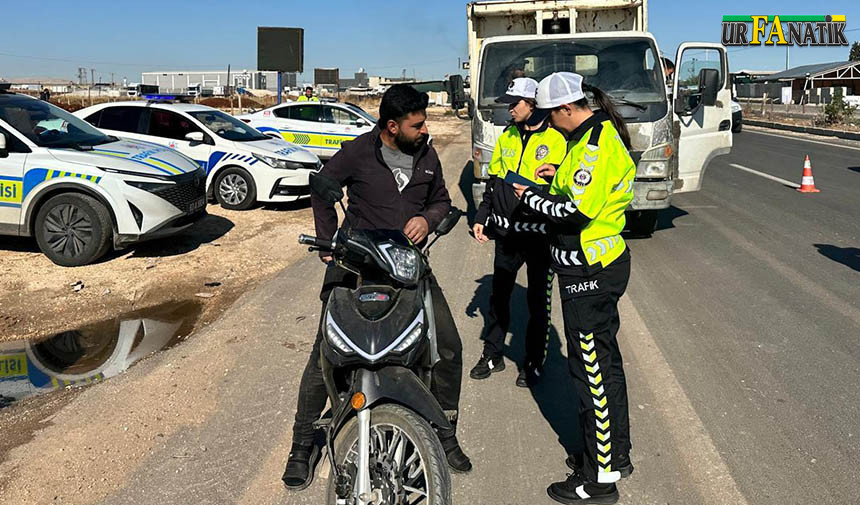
left=327, top=404, right=451, bottom=505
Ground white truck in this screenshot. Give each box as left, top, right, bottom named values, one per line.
left=449, top=0, right=732, bottom=235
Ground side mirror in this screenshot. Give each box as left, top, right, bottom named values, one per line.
left=264, top=131, right=281, bottom=140
left=309, top=172, right=343, bottom=204
left=435, top=207, right=463, bottom=236
left=0, top=133, right=7, bottom=158
left=185, top=131, right=205, bottom=143
left=355, top=119, right=369, bottom=127
left=698, top=68, right=720, bottom=107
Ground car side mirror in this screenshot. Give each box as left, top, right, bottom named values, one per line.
left=698, top=68, right=720, bottom=107
left=355, top=119, right=369, bottom=127
left=185, top=131, right=205, bottom=143
left=309, top=172, right=343, bottom=204
left=435, top=207, right=463, bottom=236
left=264, top=131, right=281, bottom=140
left=0, top=133, right=7, bottom=158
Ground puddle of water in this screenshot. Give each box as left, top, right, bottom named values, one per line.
left=0, top=301, right=202, bottom=409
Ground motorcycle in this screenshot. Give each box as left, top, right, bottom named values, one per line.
left=298, top=173, right=463, bottom=505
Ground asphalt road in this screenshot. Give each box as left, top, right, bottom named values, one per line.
left=1, top=123, right=857, bottom=505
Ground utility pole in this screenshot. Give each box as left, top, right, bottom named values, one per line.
left=90, top=68, right=95, bottom=87
left=110, top=72, right=114, bottom=85
left=785, top=45, right=789, bottom=70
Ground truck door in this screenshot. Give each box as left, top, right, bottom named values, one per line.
left=673, top=43, right=732, bottom=193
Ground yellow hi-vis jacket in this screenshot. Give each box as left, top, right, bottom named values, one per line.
left=475, top=120, right=567, bottom=236
left=520, top=111, right=635, bottom=272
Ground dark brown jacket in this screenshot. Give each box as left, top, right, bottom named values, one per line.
left=311, top=127, right=452, bottom=246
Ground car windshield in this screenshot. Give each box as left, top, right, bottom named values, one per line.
left=479, top=38, right=666, bottom=109
left=0, top=96, right=112, bottom=148
left=345, top=104, right=377, bottom=125
left=187, top=109, right=269, bottom=142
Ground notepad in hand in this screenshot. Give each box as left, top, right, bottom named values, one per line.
left=504, top=171, right=540, bottom=188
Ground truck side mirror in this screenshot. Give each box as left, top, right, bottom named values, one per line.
left=446, top=75, right=473, bottom=120
left=698, top=68, right=720, bottom=107
left=0, top=133, right=8, bottom=158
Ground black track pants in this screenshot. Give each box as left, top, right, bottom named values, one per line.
left=481, top=235, right=553, bottom=368
left=557, top=256, right=631, bottom=484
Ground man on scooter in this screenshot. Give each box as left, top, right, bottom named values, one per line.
left=282, top=84, right=472, bottom=491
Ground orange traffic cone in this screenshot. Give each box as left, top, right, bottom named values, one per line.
left=797, top=155, right=820, bottom=193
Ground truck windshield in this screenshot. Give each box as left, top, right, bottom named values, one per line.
left=188, top=109, right=269, bottom=142
left=479, top=38, right=666, bottom=112
left=0, top=96, right=112, bottom=149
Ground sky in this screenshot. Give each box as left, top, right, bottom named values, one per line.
left=1, top=0, right=858, bottom=83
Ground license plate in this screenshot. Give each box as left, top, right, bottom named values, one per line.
left=188, top=197, right=205, bottom=213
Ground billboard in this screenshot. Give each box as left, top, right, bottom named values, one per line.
left=257, top=27, right=303, bottom=73
left=315, top=68, right=340, bottom=86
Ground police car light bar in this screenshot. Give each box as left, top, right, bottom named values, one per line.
left=142, top=94, right=193, bottom=103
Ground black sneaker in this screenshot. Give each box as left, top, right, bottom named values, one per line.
left=547, top=471, right=619, bottom=504
left=469, top=355, right=505, bottom=380
left=282, top=442, right=321, bottom=491
left=516, top=364, right=543, bottom=388
left=565, top=454, right=634, bottom=479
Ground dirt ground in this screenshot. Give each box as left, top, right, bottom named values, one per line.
left=0, top=201, right=314, bottom=344
left=0, top=107, right=463, bottom=346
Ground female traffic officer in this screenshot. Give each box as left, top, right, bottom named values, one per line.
left=470, top=77, right=567, bottom=387
left=513, top=72, right=635, bottom=504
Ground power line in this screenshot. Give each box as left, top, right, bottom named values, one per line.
left=0, top=51, right=226, bottom=69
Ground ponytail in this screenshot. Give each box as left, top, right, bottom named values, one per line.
left=579, top=84, right=632, bottom=150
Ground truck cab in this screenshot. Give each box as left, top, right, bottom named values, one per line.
left=452, top=0, right=732, bottom=235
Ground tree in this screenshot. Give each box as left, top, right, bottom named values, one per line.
left=822, top=88, right=857, bottom=126
left=850, top=41, right=860, bottom=62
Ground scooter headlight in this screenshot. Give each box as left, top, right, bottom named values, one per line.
left=378, top=243, right=421, bottom=284
left=324, top=314, right=354, bottom=355
left=393, top=321, right=424, bottom=353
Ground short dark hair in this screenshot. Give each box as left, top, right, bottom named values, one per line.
left=377, top=84, right=429, bottom=129
left=305, top=86, right=313, bottom=91
left=661, top=57, right=675, bottom=71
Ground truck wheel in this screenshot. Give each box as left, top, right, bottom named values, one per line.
left=35, top=193, right=113, bottom=266
left=732, top=122, right=742, bottom=133
left=627, top=209, right=659, bottom=238
left=215, top=167, right=256, bottom=210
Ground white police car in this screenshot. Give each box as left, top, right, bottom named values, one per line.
left=0, top=86, right=207, bottom=266
left=238, top=100, right=377, bottom=160
left=75, top=98, right=321, bottom=210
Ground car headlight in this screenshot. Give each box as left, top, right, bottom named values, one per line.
left=252, top=152, right=305, bottom=169
left=636, top=143, right=673, bottom=178
left=324, top=314, right=355, bottom=355
left=378, top=243, right=421, bottom=284
left=731, top=103, right=742, bottom=113
left=393, top=321, right=424, bottom=353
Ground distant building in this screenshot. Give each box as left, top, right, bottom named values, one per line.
left=750, top=61, right=860, bottom=104
left=339, top=70, right=370, bottom=90
left=141, top=70, right=297, bottom=93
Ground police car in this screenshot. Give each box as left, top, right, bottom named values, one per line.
left=75, top=97, right=321, bottom=210
left=0, top=85, right=207, bottom=266
left=237, top=100, right=377, bottom=160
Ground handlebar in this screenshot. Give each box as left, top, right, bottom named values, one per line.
left=298, top=234, right=333, bottom=250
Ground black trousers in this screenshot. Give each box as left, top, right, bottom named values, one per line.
left=557, top=255, right=631, bottom=484
left=481, top=234, right=553, bottom=368
left=292, top=264, right=463, bottom=445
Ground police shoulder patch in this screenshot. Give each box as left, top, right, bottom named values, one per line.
left=535, top=144, right=549, bottom=160
left=573, top=169, right=592, bottom=187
